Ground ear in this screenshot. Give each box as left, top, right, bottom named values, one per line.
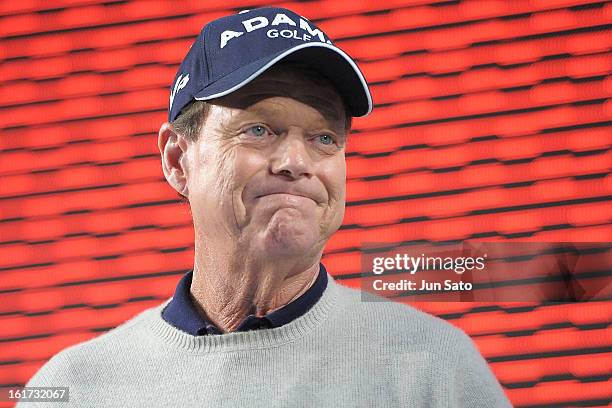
left=158, top=122, right=191, bottom=197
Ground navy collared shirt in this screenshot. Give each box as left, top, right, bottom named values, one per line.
left=162, top=264, right=328, bottom=335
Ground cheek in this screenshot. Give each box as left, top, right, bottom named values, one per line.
left=320, top=159, right=346, bottom=225
left=332, top=184, right=346, bottom=224
left=325, top=159, right=346, bottom=204
left=188, top=141, right=237, bottom=208
left=211, top=144, right=238, bottom=199
left=212, top=145, right=269, bottom=216
left=318, top=174, right=345, bottom=239
left=227, top=147, right=270, bottom=199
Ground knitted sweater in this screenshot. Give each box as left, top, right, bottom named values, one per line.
left=21, top=274, right=512, bottom=407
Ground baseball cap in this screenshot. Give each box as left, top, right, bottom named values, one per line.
left=168, top=7, right=372, bottom=122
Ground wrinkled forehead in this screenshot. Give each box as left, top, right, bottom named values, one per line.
left=213, top=63, right=348, bottom=125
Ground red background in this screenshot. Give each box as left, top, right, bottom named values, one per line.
left=0, top=1, right=611, bottom=407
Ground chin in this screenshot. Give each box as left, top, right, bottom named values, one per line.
left=263, top=242, right=312, bottom=258
left=261, top=221, right=318, bottom=258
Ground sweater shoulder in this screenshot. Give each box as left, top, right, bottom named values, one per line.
left=25, top=300, right=167, bottom=387
left=331, top=281, right=470, bottom=351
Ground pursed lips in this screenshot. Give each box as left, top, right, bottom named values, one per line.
left=255, top=192, right=317, bottom=204
left=249, top=183, right=326, bottom=205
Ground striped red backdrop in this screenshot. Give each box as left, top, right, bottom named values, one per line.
left=0, top=1, right=610, bottom=407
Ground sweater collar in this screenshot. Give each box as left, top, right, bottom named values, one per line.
left=162, top=264, right=328, bottom=335
left=147, top=271, right=339, bottom=353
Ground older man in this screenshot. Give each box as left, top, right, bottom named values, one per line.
left=22, top=7, right=511, bottom=407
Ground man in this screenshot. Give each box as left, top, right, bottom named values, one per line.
left=21, top=7, right=511, bottom=407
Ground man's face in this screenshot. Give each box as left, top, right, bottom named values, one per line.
left=185, top=65, right=348, bottom=260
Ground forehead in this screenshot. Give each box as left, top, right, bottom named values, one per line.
left=215, top=63, right=347, bottom=124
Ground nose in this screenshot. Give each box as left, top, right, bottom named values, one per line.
left=269, top=130, right=313, bottom=180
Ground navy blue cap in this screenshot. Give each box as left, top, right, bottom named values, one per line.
left=168, top=7, right=372, bottom=122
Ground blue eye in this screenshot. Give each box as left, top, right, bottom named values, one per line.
left=248, top=125, right=267, bottom=137
left=319, top=134, right=334, bottom=145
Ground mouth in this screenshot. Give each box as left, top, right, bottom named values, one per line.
left=256, top=193, right=317, bottom=204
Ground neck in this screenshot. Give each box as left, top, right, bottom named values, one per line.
left=189, top=238, right=321, bottom=333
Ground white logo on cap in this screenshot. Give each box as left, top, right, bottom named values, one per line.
left=219, top=13, right=331, bottom=49
left=169, top=73, right=190, bottom=112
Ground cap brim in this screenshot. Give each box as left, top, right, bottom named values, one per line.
left=194, top=42, right=372, bottom=117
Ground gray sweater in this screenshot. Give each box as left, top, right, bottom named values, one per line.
left=21, top=274, right=512, bottom=407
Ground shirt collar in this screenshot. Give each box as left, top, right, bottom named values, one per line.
left=162, top=264, right=328, bottom=335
